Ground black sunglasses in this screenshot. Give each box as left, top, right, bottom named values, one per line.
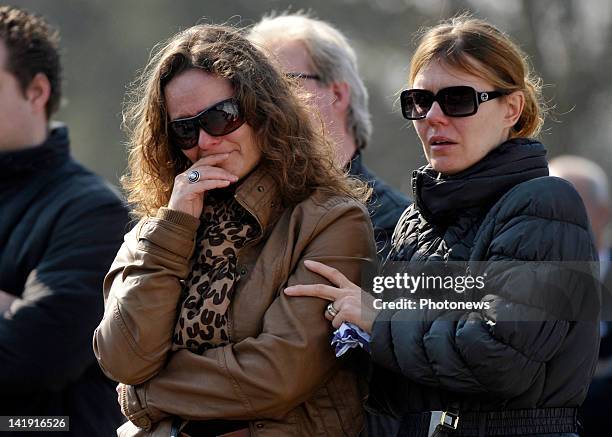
left=400, top=86, right=506, bottom=120
left=167, top=98, right=245, bottom=150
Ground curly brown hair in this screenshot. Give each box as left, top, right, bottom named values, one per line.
left=122, top=24, right=369, bottom=218
left=0, top=5, right=61, bottom=117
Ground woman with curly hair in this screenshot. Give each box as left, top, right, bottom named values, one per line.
left=93, top=24, right=375, bottom=437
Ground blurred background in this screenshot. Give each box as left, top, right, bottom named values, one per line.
left=13, top=0, right=612, bottom=195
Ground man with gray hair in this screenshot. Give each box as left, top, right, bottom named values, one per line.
left=549, top=155, right=611, bottom=436
left=249, top=13, right=410, bottom=260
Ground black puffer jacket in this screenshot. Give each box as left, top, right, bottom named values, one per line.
left=368, top=139, right=599, bottom=433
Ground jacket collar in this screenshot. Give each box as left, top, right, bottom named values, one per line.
left=413, top=138, right=549, bottom=226
left=234, top=165, right=283, bottom=233
left=0, top=123, right=70, bottom=181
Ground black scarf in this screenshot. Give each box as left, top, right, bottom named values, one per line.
left=412, top=138, right=549, bottom=226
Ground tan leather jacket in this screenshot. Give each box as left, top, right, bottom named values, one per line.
left=93, top=168, right=376, bottom=436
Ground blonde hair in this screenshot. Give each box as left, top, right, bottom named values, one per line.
left=409, top=15, right=544, bottom=138
left=122, top=24, right=369, bottom=218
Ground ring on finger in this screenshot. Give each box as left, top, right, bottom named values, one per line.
left=187, top=170, right=200, bottom=184
left=326, top=302, right=339, bottom=318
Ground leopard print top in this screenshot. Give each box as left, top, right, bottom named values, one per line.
left=172, top=191, right=260, bottom=355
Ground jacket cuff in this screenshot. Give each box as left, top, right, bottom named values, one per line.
left=135, top=209, right=200, bottom=260
left=138, top=383, right=168, bottom=423
left=120, top=384, right=153, bottom=431
left=157, top=207, right=200, bottom=230
left=121, top=384, right=167, bottom=430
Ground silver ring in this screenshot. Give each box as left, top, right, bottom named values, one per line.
left=326, top=302, right=339, bottom=318
left=187, top=170, right=200, bottom=184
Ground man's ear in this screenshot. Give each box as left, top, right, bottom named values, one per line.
left=25, top=72, right=51, bottom=115
left=504, top=90, right=525, bottom=128
left=330, top=81, right=351, bottom=114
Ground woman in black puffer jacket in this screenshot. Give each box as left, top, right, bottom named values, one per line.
left=284, top=15, right=600, bottom=437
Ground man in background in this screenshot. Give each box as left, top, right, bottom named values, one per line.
left=549, top=155, right=611, bottom=436
left=0, top=6, right=128, bottom=435
left=249, top=13, right=410, bottom=260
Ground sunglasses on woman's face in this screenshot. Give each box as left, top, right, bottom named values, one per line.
left=400, top=86, right=506, bottom=120
left=167, top=98, right=245, bottom=150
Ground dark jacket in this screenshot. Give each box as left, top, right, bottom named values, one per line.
left=580, top=248, right=612, bottom=436
left=349, top=152, right=410, bottom=259
left=368, top=139, right=599, bottom=435
left=0, top=125, right=129, bottom=436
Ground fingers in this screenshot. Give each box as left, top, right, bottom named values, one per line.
left=190, top=154, right=238, bottom=182
left=173, top=153, right=237, bottom=189
left=303, top=260, right=359, bottom=289
left=190, top=155, right=235, bottom=184
left=168, top=153, right=239, bottom=216
left=189, top=167, right=237, bottom=182
left=195, top=152, right=231, bottom=166
left=193, top=179, right=233, bottom=192
left=286, top=285, right=373, bottom=332
left=323, top=301, right=341, bottom=327
left=173, top=169, right=235, bottom=189
left=325, top=298, right=365, bottom=330
left=332, top=314, right=345, bottom=329
left=177, top=167, right=237, bottom=187
left=284, top=261, right=371, bottom=332
left=284, top=283, right=341, bottom=301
